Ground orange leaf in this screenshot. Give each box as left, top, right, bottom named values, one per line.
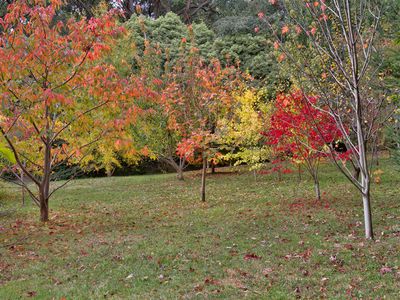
left=278, top=53, right=286, bottom=62
left=310, top=27, right=317, bottom=35
left=281, top=25, right=290, bottom=35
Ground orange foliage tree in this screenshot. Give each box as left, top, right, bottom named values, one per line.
left=0, top=0, right=139, bottom=221
left=163, top=44, right=242, bottom=201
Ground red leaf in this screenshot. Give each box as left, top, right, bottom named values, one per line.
left=244, top=253, right=262, bottom=260
left=27, top=291, right=37, bottom=297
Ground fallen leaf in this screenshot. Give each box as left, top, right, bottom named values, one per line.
left=262, top=268, right=273, bottom=277
left=27, top=291, right=37, bottom=297
left=244, top=253, right=261, bottom=260
left=204, top=277, right=220, bottom=285
left=380, top=266, right=392, bottom=275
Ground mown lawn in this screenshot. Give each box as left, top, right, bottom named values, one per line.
left=0, top=160, right=399, bottom=299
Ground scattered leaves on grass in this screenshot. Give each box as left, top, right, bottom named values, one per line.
left=262, top=268, right=273, bottom=278
left=244, top=253, right=261, bottom=260
left=26, top=291, right=37, bottom=297
left=204, top=277, right=221, bottom=285
left=380, top=266, right=393, bottom=275
left=284, top=248, right=312, bottom=261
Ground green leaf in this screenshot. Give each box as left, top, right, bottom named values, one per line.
left=0, top=144, right=16, bottom=164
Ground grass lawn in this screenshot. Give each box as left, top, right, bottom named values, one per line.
left=0, top=160, right=399, bottom=299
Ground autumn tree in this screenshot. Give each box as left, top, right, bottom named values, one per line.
left=110, top=15, right=195, bottom=180
left=219, top=89, right=271, bottom=176
left=116, top=15, right=243, bottom=181
left=129, top=39, right=190, bottom=180
left=0, top=0, right=135, bottom=221
left=100, top=14, right=213, bottom=180
left=264, top=92, right=347, bottom=201
left=259, top=0, right=392, bottom=239
left=164, top=43, right=241, bottom=201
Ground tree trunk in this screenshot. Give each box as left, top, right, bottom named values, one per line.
left=20, top=166, right=25, bottom=206
left=362, top=187, right=373, bottom=239
left=298, top=165, right=302, bottom=181
left=359, top=160, right=373, bottom=239
left=160, top=156, right=185, bottom=181
left=201, top=155, right=207, bottom=202
left=177, top=156, right=186, bottom=180
left=314, top=178, right=321, bottom=201
left=210, top=160, right=216, bottom=174
left=373, top=145, right=379, bottom=166
left=39, top=195, right=49, bottom=222
left=123, top=0, right=135, bottom=18
left=349, top=159, right=361, bottom=180
left=344, top=1, right=374, bottom=239
left=39, top=142, right=51, bottom=222
left=355, top=92, right=373, bottom=239
left=312, top=171, right=321, bottom=201
left=106, top=169, right=113, bottom=177
left=359, top=144, right=373, bottom=239
left=177, top=167, right=184, bottom=181
left=353, top=166, right=361, bottom=181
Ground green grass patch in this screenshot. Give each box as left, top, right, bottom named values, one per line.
left=0, top=161, right=399, bottom=299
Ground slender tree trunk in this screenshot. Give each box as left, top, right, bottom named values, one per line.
left=314, top=178, right=321, bottom=202
left=177, top=167, right=184, bottom=181
left=312, top=171, right=321, bottom=201
left=362, top=183, right=373, bottom=239
left=39, top=174, right=50, bottom=222
left=344, top=0, right=374, bottom=239
left=39, top=143, right=52, bottom=222
left=355, top=93, right=374, bottom=239
left=123, top=0, right=135, bottom=18
left=346, top=10, right=373, bottom=238
left=353, top=166, right=361, bottom=181
left=178, top=156, right=186, bottom=181
left=373, top=145, right=379, bottom=166
left=201, top=155, right=207, bottom=202
left=20, top=166, right=25, bottom=206
left=211, top=161, right=216, bottom=174
left=39, top=194, right=49, bottom=222
left=359, top=145, right=373, bottom=239
left=349, top=159, right=361, bottom=180
left=298, top=164, right=302, bottom=181
left=161, top=156, right=185, bottom=181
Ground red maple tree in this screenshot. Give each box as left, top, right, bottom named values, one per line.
left=263, top=91, right=348, bottom=200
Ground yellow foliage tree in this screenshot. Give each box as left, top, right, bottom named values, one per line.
left=219, top=89, right=271, bottom=172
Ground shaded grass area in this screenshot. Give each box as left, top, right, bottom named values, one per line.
left=0, top=161, right=399, bottom=299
